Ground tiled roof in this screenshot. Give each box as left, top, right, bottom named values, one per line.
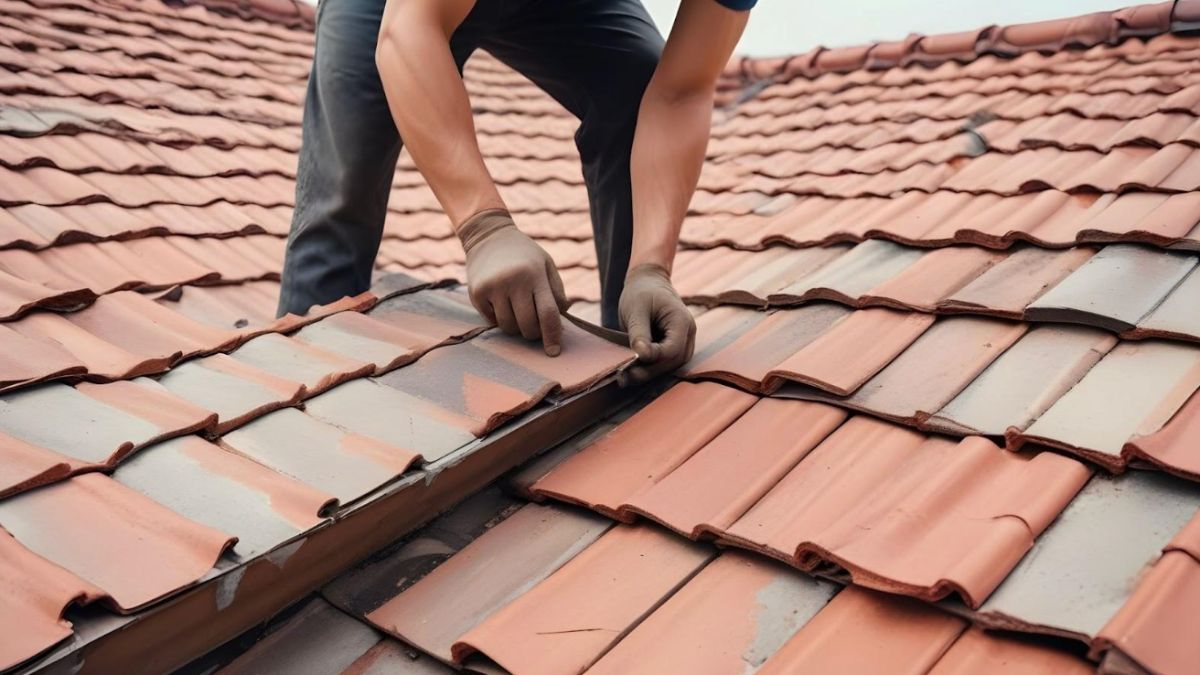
left=4, top=0, right=1200, bottom=673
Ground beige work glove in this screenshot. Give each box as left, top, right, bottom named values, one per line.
left=459, top=209, right=568, bottom=356
left=618, top=263, right=696, bottom=384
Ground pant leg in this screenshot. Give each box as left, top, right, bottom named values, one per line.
left=277, top=0, right=485, bottom=317
left=479, top=0, right=664, bottom=329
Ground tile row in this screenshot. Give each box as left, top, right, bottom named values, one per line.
left=732, top=144, right=1200, bottom=198
left=518, top=383, right=1200, bottom=673
left=328, top=495, right=1100, bottom=674
left=683, top=304, right=1200, bottom=477
left=672, top=242, right=1200, bottom=341
left=530, top=383, right=1090, bottom=608
left=682, top=189, right=1200, bottom=249
left=0, top=292, right=632, bottom=670
left=0, top=282, right=633, bottom=498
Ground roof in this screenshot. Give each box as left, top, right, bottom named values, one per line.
left=2, top=0, right=1200, bottom=673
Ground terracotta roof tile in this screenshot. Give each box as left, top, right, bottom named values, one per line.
left=1096, top=550, right=1200, bottom=675
left=451, top=524, right=713, bottom=674
left=154, top=354, right=305, bottom=434
left=303, top=379, right=476, bottom=463
left=800, top=316, right=1027, bottom=425
left=365, top=504, right=610, bottom=663
left=926, top=325, right=1117, bottom=436
left=226, top=333, right=374, bottom=397
left=978, top=471, right=1200, bottom=645
left=622, top=399, right=847, bottom=538
left=0, top=431, right=70, bottom=499
left=586, top=551, right=838, bottom=674
left=0, top=382, right=167, bottom=468
left=220, top=408, right=420, bottom=506
left=0, top=528, right=104, bottom=671
left=764, top=309, right=935, bottom=395
left=757, top=586, right=967, bottom=674
left=112, top=435, right=331, bottom=558
left=0, top=472, right=234, bottom=611
left=1013, top=340, right=1200, bottom=468
left=0, top=322, right=86, bottom=391
left=940, top=247, right=1097, bottom=318
left=684, top=304, right=851, bottom=391
left=1124, top=388, right=1200, bottom=479
left=1026, top=244, right=1198, bottom=332
left=929, top=627, right=1094, bottom=675
left=532, top=382, right=759, bottom=520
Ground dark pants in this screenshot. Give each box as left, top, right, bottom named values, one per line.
left=278, top=0, right=665, bottom=329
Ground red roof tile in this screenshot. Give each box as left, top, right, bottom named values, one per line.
left=0, top=472, right=234, bottom=611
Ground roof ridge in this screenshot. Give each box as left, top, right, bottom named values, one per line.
left=721, top=1, right=1194, bottom=86
left=161, top=0, right=314, bottom=29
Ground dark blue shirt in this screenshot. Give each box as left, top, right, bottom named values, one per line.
left=715, top=0, right=757, bottom=9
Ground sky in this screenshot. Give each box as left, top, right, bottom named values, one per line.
left=641, top=0, right=1137, bottom=56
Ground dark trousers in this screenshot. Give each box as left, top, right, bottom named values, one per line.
left=277, top=0, right=665, bottom=329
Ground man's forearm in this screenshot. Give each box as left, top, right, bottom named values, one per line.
left=627, top=0, right=748, bottom=274
left=629, top=90, right=713, bottom=272
left=375, top=0, right=502, bottom=228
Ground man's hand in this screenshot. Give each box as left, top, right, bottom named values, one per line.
left=618, top=263, right=696, bottom=384
left=460, top=209, right=568, bottom=356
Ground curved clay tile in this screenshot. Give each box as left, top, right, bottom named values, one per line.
left=0, top=472, right=235, bottom=612
left=715, top=418, right=1090, bottom=607
left=451, top=525, right=712, bottom=675
left=532, top=381, right=758, bottom=520
left=0, top=431, right=70, bottom=499
left=0, top=528, right=106, bottom=672
left=365, top=504, right=610, bottom=663
left=757, top=586, right=966, bottom=674
left=155, top=354, right=306, bottom=434
left=114, top=435, right=332, bottom=558
left=0, top=267, right=93, bottom=320
left=221, top=408, right=419, bottom=505
left=0, top=323, right=87, bottom=392
left=587, top=552, right=837, bottom=675
left=228, top=333, right=374, bottom=397
left=1096, top=550, right=1200, bottom=675
left=1124, top=389, right=1200, bottom=480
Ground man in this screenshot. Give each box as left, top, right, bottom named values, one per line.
left=278, top=0, right=753, bottom=382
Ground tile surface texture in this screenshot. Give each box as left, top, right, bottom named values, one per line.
left=5, top=0, right=1200, bottom=671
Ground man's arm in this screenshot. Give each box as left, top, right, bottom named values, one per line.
left=620, top=0, right=749, bottom=382
left=376, top=0, right=567, bottom=355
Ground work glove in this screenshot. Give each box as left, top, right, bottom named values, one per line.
left=459, top=209, right=568, bottom=356
left=618, top=263, right=696, bottom=384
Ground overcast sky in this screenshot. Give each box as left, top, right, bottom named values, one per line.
left=642, top=0, right=1136, bottom=56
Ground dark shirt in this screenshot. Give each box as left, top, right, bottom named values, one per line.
left=715, top=0, right=757, bottom=9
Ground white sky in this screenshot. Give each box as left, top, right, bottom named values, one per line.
left=642, top=0, right=1137, bottom=56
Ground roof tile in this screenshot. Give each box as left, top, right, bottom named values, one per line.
left=1124, top=387, right=1200, bottom=479
left=226, top=333, right=374, bottom=397
left=0, top=472, right=234, bottom=611
left=451, top=524, right=713, bottom=674
left=1025, top=244, right=1198, bottom=332
left=220, top=407, right=420, bottom=505
left=0, top=528, right=104, bottom=671
left=757, top=586, right=966, bottom=674
left=154, top=353, right=305, bottom=434
left=622, top=399, right=847, bottom=538
left=532, top=381, right=758, bottom=520
left=723, top=417, right=1089, bottom=607
left=979, top=471, right=1200, bottom=642
left=113, top=435, right=331, bottom=559
left=1014, top=340, right=1200, bottom=467
left=365, top=503, right=610, bottom=663
left=587, top=552, right=838, bottom=675
left=303, top=379, right=475, bottom=463
left=925, top=325, right=1117, bottom=436
left=1096, top=550, right=1200, bottom=675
